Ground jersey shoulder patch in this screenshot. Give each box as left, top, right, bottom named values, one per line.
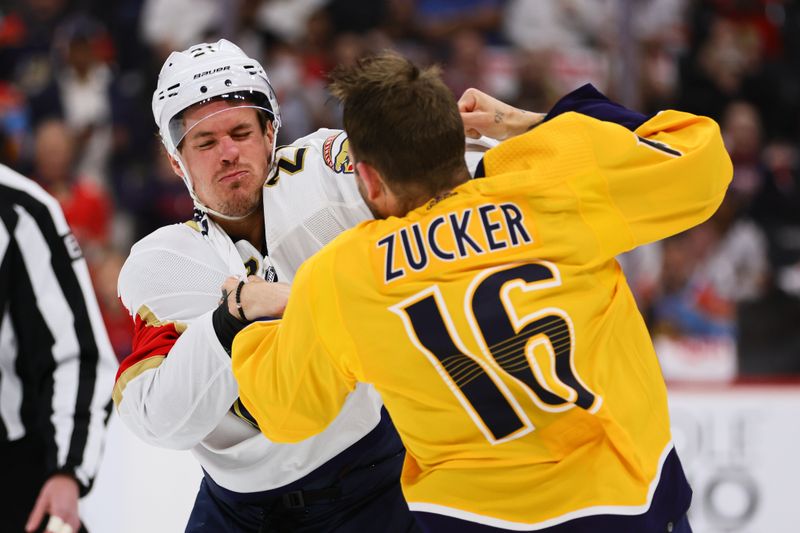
left=322, top=131, right=353, bottom=174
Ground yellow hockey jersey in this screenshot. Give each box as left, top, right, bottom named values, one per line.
left=232, top=107, right=732, bottom=528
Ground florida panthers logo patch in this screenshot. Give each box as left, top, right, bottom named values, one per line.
left=323, top=132, right=353, bottom=174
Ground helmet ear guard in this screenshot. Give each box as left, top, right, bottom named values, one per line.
left=151, top=39, right=281, bottom=218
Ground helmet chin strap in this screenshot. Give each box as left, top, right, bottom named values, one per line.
left=173, top=153, right=258, bottom=222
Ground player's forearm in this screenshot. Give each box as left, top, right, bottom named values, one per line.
left=115, top=313, right=238, bottom=449
left=459, top=88, right=545, bottom=140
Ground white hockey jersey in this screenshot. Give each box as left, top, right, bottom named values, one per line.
left=114, top=129, right=386, bottom=492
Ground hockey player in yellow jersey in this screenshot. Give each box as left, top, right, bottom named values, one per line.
left=229, top=52, right=732, bottom=532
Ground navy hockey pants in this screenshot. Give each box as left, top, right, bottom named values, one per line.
left=185, top=409, right=419, bottom=532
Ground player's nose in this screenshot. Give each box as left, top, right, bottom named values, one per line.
left=219, top=135, right=240, bottom=163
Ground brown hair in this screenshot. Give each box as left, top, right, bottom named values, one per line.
left=329, top=52, right=467, bottom=201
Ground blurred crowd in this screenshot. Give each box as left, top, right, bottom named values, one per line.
left=1, top=0, right=799, bottom=379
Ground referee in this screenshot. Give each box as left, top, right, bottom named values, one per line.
left=0, top=163, right=116, bottom=533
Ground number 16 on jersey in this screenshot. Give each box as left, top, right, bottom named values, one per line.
left=391, top=261, right=602, bottom=445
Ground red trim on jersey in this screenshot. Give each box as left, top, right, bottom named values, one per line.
left=115, top=314, right=180, bottom=382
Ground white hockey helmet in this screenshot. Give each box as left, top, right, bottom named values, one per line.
left=151, top=39, right=281, bottom=218
left=152, top=39, right=281, bottom=155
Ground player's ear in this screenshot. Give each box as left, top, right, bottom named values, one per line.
left=168, top=154, right=185, bottom=178
left=264, top=120, right=275, bottom=146
left=356, top=161, right=385, bottom=203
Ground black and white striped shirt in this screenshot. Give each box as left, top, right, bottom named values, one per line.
left=0, top=164, right=116, bottom=494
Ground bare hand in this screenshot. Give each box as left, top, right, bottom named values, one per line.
left=26, top=474, right=80, bottom=533
left=458, top=88, right=545, bottom=140
left=222, top=276, right=290, bottom=320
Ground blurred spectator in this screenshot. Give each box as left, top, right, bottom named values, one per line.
left=324, top=0, right=387, bottom=35
left=635, top=0, right=688, bottom=112
left=140, top=0, right=222, bottom=59
left=508, top=49, right=559, bottom=113
left=33, top=119, right=111, bottom=258
left=435, top=27, right=518, bottom=107
left=0, top=82, right=29, bottom=166
left=678, top=9, right=778, bottom=135
left=115, top=139, right=193, bottom=242
left=503, top=0, right=614, bottom=53
left=751, top=142, right=800, bottom=297
left=1, top=0, right=73, bottom=94
left=51, top=16, right=116, bottom=185
left=415, top=0, right=505, bottom=43
left=264, top=44, right=316, bottom=143
left=382, top=0, right=419, bottom=43
left=739, top=140, right=800, bottom=374
left=1, top=0, right=69, bottom=150
left=648, top=195, right=768, bottom=382
left=503, top=0, right=613, bottom=95
left=441, top=29, right=490, bottom=97
left=723, top=100, right=765, bottom=200
left=257, top=0, right=330, bottom=45
left=617, top=242, right=664, bottom=325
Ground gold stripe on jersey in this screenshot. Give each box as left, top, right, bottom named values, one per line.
left=113, top=356, right=166, bottom=406
left=137, top=304, right=188, bottom=332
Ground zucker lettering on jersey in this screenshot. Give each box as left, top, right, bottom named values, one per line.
left=378, top=202, right=533, bottom=283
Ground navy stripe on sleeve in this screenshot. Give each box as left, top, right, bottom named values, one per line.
left=544, top=83, right=650, bottom=132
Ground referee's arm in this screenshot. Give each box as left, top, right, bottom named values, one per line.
left=0, top=167, right=117, bottom=496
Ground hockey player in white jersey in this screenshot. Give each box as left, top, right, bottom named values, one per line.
left=113, top=40, right=418, bottom=532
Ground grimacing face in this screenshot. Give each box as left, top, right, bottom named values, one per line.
left=172, top=100, right=274, bottom=217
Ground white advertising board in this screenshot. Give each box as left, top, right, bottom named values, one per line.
left=669, top=384, right=800, bottom=533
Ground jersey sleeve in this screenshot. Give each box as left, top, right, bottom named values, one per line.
left=232, top=256, right=356, bottom=443
left=485, top=108, right=732, bottom=262
left=595, top=110, right=732, bottom=253
left=113, top=226, right=238, bottom=449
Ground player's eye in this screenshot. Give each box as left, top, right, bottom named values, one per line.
left=232, top=130, right=252, bottom=140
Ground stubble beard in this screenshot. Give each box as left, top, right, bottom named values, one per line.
left=215, top=182, right=263, bottom=217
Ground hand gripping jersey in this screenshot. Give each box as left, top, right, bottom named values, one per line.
left=114, top=129, right=385, bottom=492
left=232, top=102, right=733, bottom=525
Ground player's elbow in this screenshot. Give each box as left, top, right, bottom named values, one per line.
left=675, top=118, right=733, bottom=225
left=695, top=128, right=734, bottom=219
left=117, top=401, right=197, bottom=450
left=114, top=377, right=221, bottom=450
